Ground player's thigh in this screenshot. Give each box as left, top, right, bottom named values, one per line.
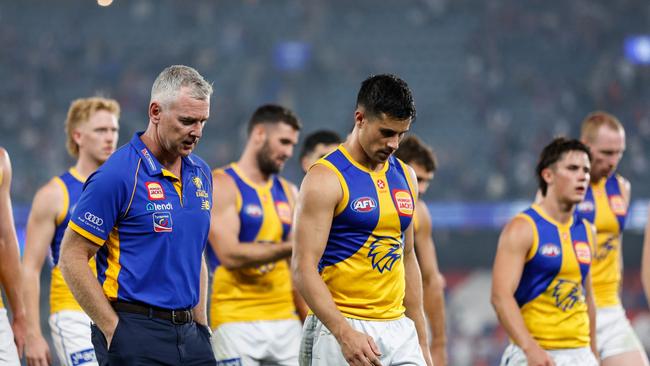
left=50, top=311, right=97, bottom=366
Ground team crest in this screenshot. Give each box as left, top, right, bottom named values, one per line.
left=146, top=181, right=165, bottom=200
left=367, top=236, right=403, bottom=273
left=192, top=176, right=203, bottom=189
left=552, top=279, right=584, bottom=311
left=275, top=201, right=292, bottom=224
left=595, top=236, right=616, bottom=260
left=573, top=241, right=591, bottom=264
left=609, top=195, right=627, bottom=216
left=392, top=189, right=413, bottom=216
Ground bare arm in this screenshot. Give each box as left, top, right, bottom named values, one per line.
left=209, top=171, right=291, bottom=270
left=585, top=266, right=598, bottom=360
left=23, top=180, right=61, bottom=365
left=0, top=149, right=26, bottom=357
left=642, top=204, right=650, bottom=308
left=414, top=201, right=447, bottom=366
left=59, top=228, right=118, bottom=345
left=192, top=256, right=209, bottom=326
left=491, top=217, right=554, bottom=365
left=292, top=164, right=381, bottom=366
left=286, top=183, right=309, bottom=322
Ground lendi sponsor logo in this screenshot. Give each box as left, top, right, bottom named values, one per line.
left=146, top=202, right=174, bottom=211
left=84, top=212, right=103, bottom=226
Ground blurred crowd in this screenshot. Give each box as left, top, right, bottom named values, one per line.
left=1, top=0, right=649, bottom=204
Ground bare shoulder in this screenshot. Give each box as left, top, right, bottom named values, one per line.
left=212, top=168, right=237, bottom=194
left=31, top=177, right=66, bottom=218
left=299, top=163, right=342, bottom=205
left=498, top=215, right=535, bottom=252
left=617, top=174, right=631, bottom=194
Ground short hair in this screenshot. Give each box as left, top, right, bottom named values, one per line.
left=65, top=97, right=120, bottom=158
left=356, top=74, right=416, bottom=121
left=536, top=137, right=591, bottom=196
left=150, top=65, right=213, bottom=107
left=299, top=130, right=342, bottom=160
left=394, top=135, right=437, bottom=173
left=247, top=104, right=302, bottom=135
left=580, top=111, right=624, bottom=143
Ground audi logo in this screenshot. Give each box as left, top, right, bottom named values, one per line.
left=84, top=212, right=104, bottom=226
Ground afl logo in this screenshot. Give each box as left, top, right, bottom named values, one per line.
left=244, top=204, right=263, bottom=217
left=351, top=197, right=377, bottom=213
left=577, top=200, right=594, bottom=213
left=84, top=212, right=103, bottom=226
left=540, top=243, right=560, bottom=257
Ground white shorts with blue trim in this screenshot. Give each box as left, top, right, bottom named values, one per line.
left=49, top=310, right=97, bottom=366
left=299, top=315, right=426, bottom=366
left=500, top=343, right=598, bottom=366
left=212, top=319, right=301, bottom=366
left=597, top=305, right=647, bottom=360
left=0, top=308, right=19, bottom=365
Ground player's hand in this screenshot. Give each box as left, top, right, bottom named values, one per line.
left=430, top=342, right=447, bottom=366
left=102, top=317, right=120, bottom=349
left=11, top=315, right=27, bottom=358
left=524, top=343, right=555, bottom=366
left=25, top=333, right=52, bottom=366
left=337, top=327, right=383, bottom=366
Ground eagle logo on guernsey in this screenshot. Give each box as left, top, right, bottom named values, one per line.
left=392, top=189, right=413, bottom=216
left=351, top=197, right=377, bottom=213
left=595, top=236, right=616, bottom=260
left=367, top=236, right=403, bottom=273
left=552, top=279, right=583, bottom=311
left=152, top=212, right=173, bottom=232
left=146, top=182, right=165, bottom=200
left=609, top=195, right=627, bottom=216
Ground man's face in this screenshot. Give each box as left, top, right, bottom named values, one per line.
left=410, top=162, right=434, bottom=195
left=301, top=143, right=339, bottom=173
left=584, top=126, right=625, bottom=182
left=255, top=122, right=300, bottom=176
left=154, top=87, right=210, bottom=158
left=357, top=110, right=411, bottom=165
left=545, top=150, right=591, bottom=205
left=76, top=109, right=119, bottom=163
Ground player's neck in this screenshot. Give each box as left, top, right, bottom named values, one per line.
left=538, top=195, right=575, bottom=225
left=343, top=139, right=385, bottom=172
left=74, top=155, right=101, bottom=180
left=236, top=149, right=273, bottom=186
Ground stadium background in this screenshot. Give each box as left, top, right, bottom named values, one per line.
left=2, top=0, right=650, bottom=365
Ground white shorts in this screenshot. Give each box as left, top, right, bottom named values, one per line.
left=0, top=309, right=19, bottom=365
left=597, top=305, right=646, bottom=360
left=212, top=319, right=302, bottom=366
left=299, top=315, right=426, bottom=366
left=49, top=310, right=97, bottom=366
left=500, top=343, right=598, bottom=366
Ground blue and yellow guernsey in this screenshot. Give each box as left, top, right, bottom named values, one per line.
left=68, top=132, right=212, bottom=310
left=50, top=168, right=97, bottom=314
left=317, top=146, right=416, bottom=321
left=515, top=204, right=594, bottom=349
left=207, top=163, right=296, bottom=328
left=576, top=174, right=627, bottom=308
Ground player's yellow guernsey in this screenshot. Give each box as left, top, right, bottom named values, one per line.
left=515, top=205, right=594, bottom=349
left=208, top=163, right=297, bottom=328
left=316, top=146, right=416, bottom=320
left=576, top=174, right=627, bottom=308
left=49, top=168, right=97, bottom=313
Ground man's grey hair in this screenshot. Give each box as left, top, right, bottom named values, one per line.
left=150, top=65, right=213, bottom=106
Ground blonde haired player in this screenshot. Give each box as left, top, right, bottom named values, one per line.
left=23, top=97, right=119, bottom=366
left=575, top=111, right=649, bottom=366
